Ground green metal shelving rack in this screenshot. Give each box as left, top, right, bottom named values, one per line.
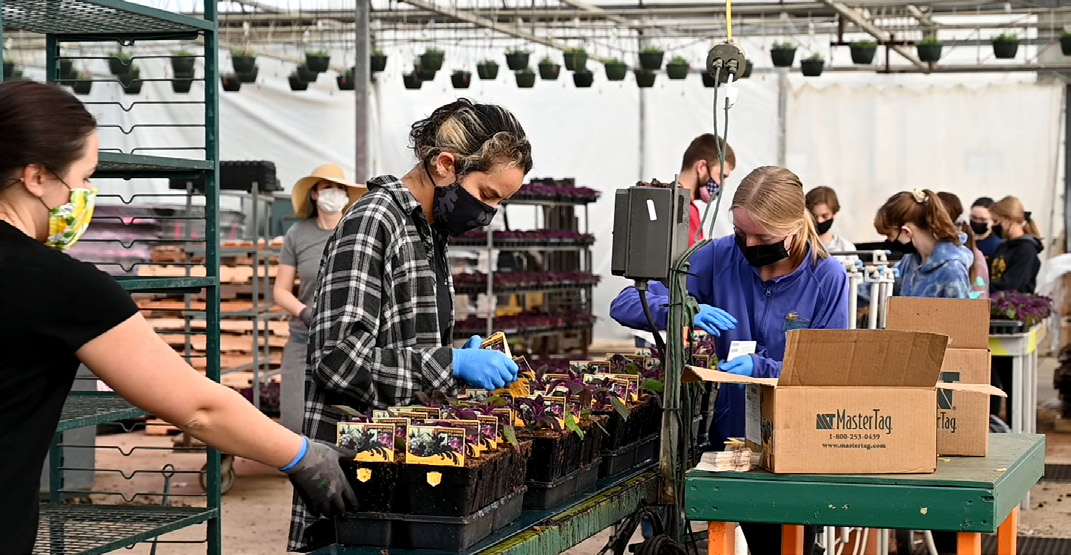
left=1, top=1, right=223, bottom=553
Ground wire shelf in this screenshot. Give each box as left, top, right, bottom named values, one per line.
left=95, top=152, right=213, bottom=178
left=114, top=276, right=216, bottom=293
left=57, top=393, right=144, bottom=432
left=2, top=0, right=212, bottom=36
left=34, top=504, right=216, bottom=555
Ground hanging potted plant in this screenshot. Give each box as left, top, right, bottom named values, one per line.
left=477, top=60, right=499, bottom=80
left=59, top=59, right=76, bottom=80
left=221, top=73, right=242, bottom=92
left=71, top=72, right=93, bottom=95
left=739, top=59, right=753, bottom=79
left=1061, top=31, right=1071, bottom=56
left=665, top=56, right=689, bottom=79
left=992, top=33, right=1019, bottom=59
left=634, top=68, right=656, bottom=88
left=108, top=52, right=134, bottom=76
left=850, top=40, right=877, bottom=65
left=2, top=59, right=14, bottom=78
left=451, top=69, right=471, bottom=89
left=563, top=47, right=588, bottom=71
left=237, top=65, right=258, bottom=83
left=289, top=71, right=310, bottom=91
left=231, top=49, right=256, bottom=73
left=337, top=68, right=355, bottom=91
left=515, top=67, right=536, bottom=88
left=916, top=35, right=943, bottom=63
left=171, top=49, right=196, bottom=74
left=800, top=53, right=825, bottom=77
left=572, top=69, right=594, bottom=88
left=306, top=50, right=331, bottom=72
left=3, top=68, right=23, bottom=82
left=639, top=45, right=664, bottom=70
left=172, top=70, right=194, bottom=94
left=701, top=71, right=716, bottom=88
left=538, top=57, right=560, bottom=80
left=420, top=47, right=444, bottom=71
left=370, top=49, right=387, bottom=72
left=296, top=63, right=318, bottom=83
left=604, top=59, right=627, bottom=81
left=505, top=48, right=530, bottom=71
left=770, top=42, right=796, bottom=68
left=402, top=72, right=422, bottom=90
left=119, top=66, right=142, bottom=94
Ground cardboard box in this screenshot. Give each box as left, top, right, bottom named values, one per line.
left=684, top=329, right=1005, bottom=475
left=885, top=298, right=993, bottom=456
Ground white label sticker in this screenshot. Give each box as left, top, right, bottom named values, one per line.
left=727, top=341, right=757, bottom=361
left=646, top=199, right=657, bottom=221
left=744, top=384, right=761, bottom=445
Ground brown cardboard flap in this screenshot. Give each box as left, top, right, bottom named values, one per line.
left=682, top=365, right=779, bottom=386
left=779, top=329, right=948, bottom=387
left=886, top=297, right=991, bottom=349
left=937, top=382, right=1007, bottom=397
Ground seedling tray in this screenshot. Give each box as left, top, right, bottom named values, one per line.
left=634, top=433, right=659, bottom=466
left=598, top=438, right=639, bottom=479
left=340, top=461, right=400, bottom=513
left=398, top=447, right=510, bottom=517
left=523, top=458, right=600, bottom=510
left=990, top=319, right=1024, bottom=335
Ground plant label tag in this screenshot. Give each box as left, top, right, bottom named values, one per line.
left=337, top=422, right=395, bottom=463
left=569, top=360, right=591, bottom=373
left=635, top=348, right=652, bottom=357
left=477, top=415, right=499, bottom=448
left=623, top=354, right=647, bottom=370
left=481, top=332, right=512, bottom=358
left=727, top=341, right=757, bottom=361
left=587, top=361, right=611, bottom=374
left=606, top=374, right=640, bottom=402
left=426, top=419, right=482, bottom=458
left=372, top=417, right=409, bottom=452
left=371, top=410, right=391, bottom=419
left=692, top=354, right=710, bottom=369
left=644, top=357, right=661, bottom=370
left=332, top=405, right=364, bottom=419
left=406, top=425, right=465, bottom=467
left=543, top=396, right=568, bottom=429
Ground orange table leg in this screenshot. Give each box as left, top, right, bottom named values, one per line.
left=782, top=525, right=804, bottom=555
left=957, top=532, right=982, bottom=555
left=996, top=507, right=1020, bottom=555
left=707, top=521, right=736, bottom=555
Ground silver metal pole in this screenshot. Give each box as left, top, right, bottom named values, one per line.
left=354, top=0, right=371, bottom=183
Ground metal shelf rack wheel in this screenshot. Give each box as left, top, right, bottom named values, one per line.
left=1, top=1, right=224, bottom=553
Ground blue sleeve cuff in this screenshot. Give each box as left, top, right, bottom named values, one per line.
left=279, top=436, right=309, bottom=472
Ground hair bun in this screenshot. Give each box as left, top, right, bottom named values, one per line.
left=911, top=188, right=928, bottom=203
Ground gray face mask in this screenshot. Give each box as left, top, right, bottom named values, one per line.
left=426, top=165, right=497, bottom=236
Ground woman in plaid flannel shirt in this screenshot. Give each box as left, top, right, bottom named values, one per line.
left=289, top=99, right=534, bottom=551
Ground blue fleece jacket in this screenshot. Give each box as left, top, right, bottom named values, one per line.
left=896, top=233, right=973, bottom=299
left=609, top=235, right=850, bottom=447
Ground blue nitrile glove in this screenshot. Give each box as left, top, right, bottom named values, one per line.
left=452, top=348, right=519, bottom=390
left=463, top=335, right=483, bottom=349
left=694, top=304, right=737, bottom=337
left=719, top=355, right=755, bottom=377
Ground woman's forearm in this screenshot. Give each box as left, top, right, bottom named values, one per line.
left=273, top=286, right=306, bottom=318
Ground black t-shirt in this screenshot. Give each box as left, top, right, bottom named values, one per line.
left=0, top=221, right=139, bottom=552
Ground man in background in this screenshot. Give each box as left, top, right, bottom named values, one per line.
left=678, top=134, right=736, bottom=247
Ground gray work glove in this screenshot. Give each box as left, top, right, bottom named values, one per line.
left=299, top=306, right=314, bottom=327
left=283, top=438, right=358, bottom=518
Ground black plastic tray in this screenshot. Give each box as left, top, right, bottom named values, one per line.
left=335, top=487, right=526, bottom=551
left=598, top=434, right=660, bottom=479
left=990, top=319, right=1025, bottom=335
left=634, top=434, right=659, bottom=466
left=523, top=458, right=600, bottom=510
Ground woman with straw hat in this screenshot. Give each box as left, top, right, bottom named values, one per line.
left=273, top=163, right=365, bottom=433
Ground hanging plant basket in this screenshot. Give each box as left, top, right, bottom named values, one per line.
left=2, top=60, right=14, bottom=77
left=370, top=52, right=387, bottom=72
left=118, top=65, right=140, bottom=88
left=739, top=59, right=753, bottom=79
left=665, top=58, right=689, bottom=80
left=505, top=50, right=530, bottom=71
left=221, top=73, right=242, bottom=92
left=850, top=41, right=877, bottom=65
left=916, top=37, right=943, bottom=63
left=108, top=53, right=134, bottom=76
left=236, top=66, right=258, bottom=83
left=572, top=70, right=594, bottom=88
left=296, top=64, right=317, bottom=83
left=701, top=72, right=716, bottom=88
left=59, top=59, right=75, bottom=80
left=451, top=70, right=471, bottom=89
left=515, top=69, right=536, bottom=88
left=477, top=61, right=499, bottom=80
left=420, top=49, right=445, bottom=71
left=172, top=70, right=194, bottom=94
left=563, top=49, right=588, bottom=71
left=306, top=51, right=331, bottom=72
left=231, top=51, right=256, bottom=73
left=1061, top=33, right=1071, bottom=56
left=992, top=34, right=1019, bottom=59
left=289, top=72, right=310, bottom=91
left=800, top=57, right=825, bottom=77
left=415, top=66, right=437, bottom=81
left=604, top=61, right=628, bottom=81
left=337, top=70, right=355, bottom=91
left=634, top=68, right=656, bottom=88
left=538, top=59, right=560, bottom=80
left=170, top=52, right=196, bottom=74
left=638, top=50, right=664, bottom=70
left=4, top=68, right=23, bottom=82
left=770, top=44, right=796, bottom=68
left=403, top=72, right=422, bottom=90
left=71, top=74, right=93, bottom=95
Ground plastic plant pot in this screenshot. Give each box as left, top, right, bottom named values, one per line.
left=370, top=53, right=387, bottom=72
left=171, top=71, right=194, bottom=93
left=563, top=50, right=587, bottom=71
left=337, top=71, right=355, bottom=91
left=604, top=61, right=628, bottom=81
left=236, top=65, right=258, bottom=83
left=296, top=64, right=317, bottom=83
left=415, top=67, right=437, bottom=82
left=451, top=70, right=471, bottom=89
left=740, top=59, right=753, bottom=79
left=476, top=61, right=499, bottom=80
left=170, top=54, right=195, bottom=74
left=288, top=73, right=309, bottom=91
left=992, top=37, right=1019, bottom=59
left=4, top=69, right=23, bottom=82
left=665, top=60, right=689, bottom=80
left=770, top=46, right=796, bottom=68
left=538, top=61, right=560, bottom=80
left=59, top=59, right=74, bottom=79
left=108, top=54, right=133, bottom=76
left=403, top=72, right=422, bottom=90
left=306, top=51, right=331, bottom=72
left=505, top=51, right=529, bottom=71
left=2, top=61, right=14, bottom=77
left=121, top=78, right=143, bottom=95
left=850, top=42, right=877, bottom=65
left=572, top=70, right=593, bottom=88
left=1062, top=34, right=1071, bottom=56
left=800, top=58, right=825, bottom=77
left=231, top=53, right=256, bottom=73
left=634, top=69, right=656, bottom=88
left=71, top=77, right=93, bottom=95
left=420, top=50, right=445, bottom=71
left=221, top=74, right=242, bottom=92
left=341, top=460, right=400, bottom=513
left=638, top=51, right=664, bottom=70
left=515, top=70, right=536, bottom=88
left=916, top=40, right=942, bottom=63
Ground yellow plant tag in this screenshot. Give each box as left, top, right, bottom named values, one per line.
left=356, top=468, right=373, bottom=482
left=426, top=471, right=442, bottom=487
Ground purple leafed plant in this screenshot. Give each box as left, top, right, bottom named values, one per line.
left=990, top=291, right=1053, bottom=327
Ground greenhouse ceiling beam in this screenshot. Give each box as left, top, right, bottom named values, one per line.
left=822, top=0, right=927, bottom=70
left=553, top=0, right=647, bottom=32
left=395, top=0, right=613, bottom=62
left=905, top=5, right=938, bottom=32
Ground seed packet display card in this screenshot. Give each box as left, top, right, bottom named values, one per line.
left=337, top=422, right=396, bottom=463
left=481, top=332, right=512, bottom=358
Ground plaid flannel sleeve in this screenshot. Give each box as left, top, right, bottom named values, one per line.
left=310, top=202, right=455, bottom=407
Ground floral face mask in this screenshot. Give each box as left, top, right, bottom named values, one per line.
left=45, top=184, right=97, bottom=251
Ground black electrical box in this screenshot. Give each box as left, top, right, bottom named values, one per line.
left=610, top=185, right=690, bottom=281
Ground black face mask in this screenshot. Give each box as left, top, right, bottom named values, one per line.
left=991, top=224, right=1004, bottom=239
left=427, top=166, right=497, bottom=236
left=815, top=218, right=834, bottom=235
left=735, top=233, right=790, bottom=267
left=889, top=231, right=918, bottom=256
left=970, top=221, right=989, bottom=236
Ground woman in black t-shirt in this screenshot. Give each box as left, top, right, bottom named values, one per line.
left=0, top=81, right=356, bottom=552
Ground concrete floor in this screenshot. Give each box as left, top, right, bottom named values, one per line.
left=81, top=357, right=1071, bottom=554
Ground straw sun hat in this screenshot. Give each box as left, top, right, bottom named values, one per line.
left=291, top=163, right=367, bottom=218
